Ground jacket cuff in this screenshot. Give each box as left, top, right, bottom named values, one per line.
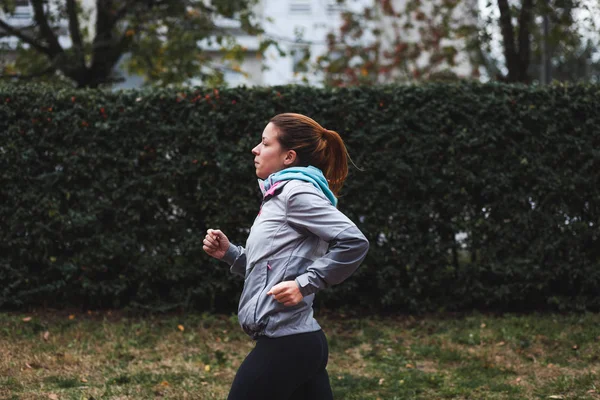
left=222, top=243, right=240, bottom=265
left=295, top=273, right=318, bottom=297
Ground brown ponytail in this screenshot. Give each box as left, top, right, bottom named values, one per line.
left=320, top=128, right=349, bottom=196
left=269, top=113, right=350, bottom=196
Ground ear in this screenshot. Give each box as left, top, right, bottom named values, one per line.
left=283, top=149, right=297, bottom=166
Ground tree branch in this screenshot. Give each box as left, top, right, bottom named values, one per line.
left=30, top=0, right=63, bottom=56
left=91, top=0, right=115, bottom=67
left=88, top=14, right=137, bottom=87
left=111, top=0, right=139, bottom=29
left=497, top=0, right=518, bottom=81
left=106, top=29, right=135, bottom=70
left=0, top=19, right=50, bottom=55
left=66, top=0, right=85, bottom=66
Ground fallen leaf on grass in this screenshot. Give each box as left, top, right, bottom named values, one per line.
left=178, top=325, right=185, bottom=332
left=22, top=317, right=32, bottom=322
left=572, top=345, right=578, bottom=350
left=160, top=381, right=169, bottom=386
left=405, top=363, right=414, bottom=369
left=68, top=315, right=75, bottom=320
left=204, top=365, right=211, bottom=372
left=496, top=341, right=506, bottom=346
left=378, top=378, right=385, bottom=385
left=43, top=331, right=50, bottom=341
left=48, top=394, right=58, bottom=400
left=24, top=362, right=44, bottom=370
left=548, top=396, right=564, bottom=399
left=80, top=377, right=88, bottom=383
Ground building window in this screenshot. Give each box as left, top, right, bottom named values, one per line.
left=326, top=1, right=344, bottom=15
left=290, top=0, right=311, bottom=15
left=11, top=9, right=32, bottom=19
left=7, top=1, right=32, bottom=19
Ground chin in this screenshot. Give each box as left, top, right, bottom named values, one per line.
left=255, top=169, right=267, bottom=180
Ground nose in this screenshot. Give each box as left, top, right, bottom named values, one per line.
left=252, top=144, right=260, bottom=155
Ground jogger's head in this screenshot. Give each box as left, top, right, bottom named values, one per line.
left=265, top=113, right=349, bottom=196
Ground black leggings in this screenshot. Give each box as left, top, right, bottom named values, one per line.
left=228, top=329, right=333, bottom=400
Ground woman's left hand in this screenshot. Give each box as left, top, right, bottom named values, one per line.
left=267, top=281, right=303, bottom=307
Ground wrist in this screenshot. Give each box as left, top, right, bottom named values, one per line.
left=221, top=243, right=239, bottom=264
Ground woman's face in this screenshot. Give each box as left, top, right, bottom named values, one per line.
left=252, top=123, right=291, bottom=179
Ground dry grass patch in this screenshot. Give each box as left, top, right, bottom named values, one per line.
left=1, top=311, right=599, bottom=399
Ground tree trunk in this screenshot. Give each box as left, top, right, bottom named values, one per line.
left=497, top=0, right=535, bottom=83
left=516, top=0, right=534, bottom=83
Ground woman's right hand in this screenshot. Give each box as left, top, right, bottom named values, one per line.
left=203, top=229, right=230, bottom=260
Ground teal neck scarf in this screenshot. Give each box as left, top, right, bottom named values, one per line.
left=258, top=165, right=337, bottom=207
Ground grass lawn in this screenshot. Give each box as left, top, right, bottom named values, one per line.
left=0, top=310, right=599, bottom=399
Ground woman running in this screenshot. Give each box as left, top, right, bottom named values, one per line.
left=203, top=113, right=369, bottom=400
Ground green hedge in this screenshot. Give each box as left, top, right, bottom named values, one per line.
left=1, top=83, right=599, bottom=312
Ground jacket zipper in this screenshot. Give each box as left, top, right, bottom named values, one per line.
left=253, top=260, right=270, bottom=326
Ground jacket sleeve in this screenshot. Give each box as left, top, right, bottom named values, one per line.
left=286, top=187, right=369, bottom=297
left=222, top=243, right=247, bottom=278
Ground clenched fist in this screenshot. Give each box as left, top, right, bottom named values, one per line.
left=267, top=281, right=303, bottom=307
left=202, top=229, right=230, bottom=260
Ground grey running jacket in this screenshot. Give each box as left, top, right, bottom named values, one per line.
left=222, top=180, right=369, bottom=339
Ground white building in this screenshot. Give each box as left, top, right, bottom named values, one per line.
left=0, top=0, right=476, bottom=87
left=206, top=0, right=478, bottom=86
left=245, top=0, right=348, bottom=86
